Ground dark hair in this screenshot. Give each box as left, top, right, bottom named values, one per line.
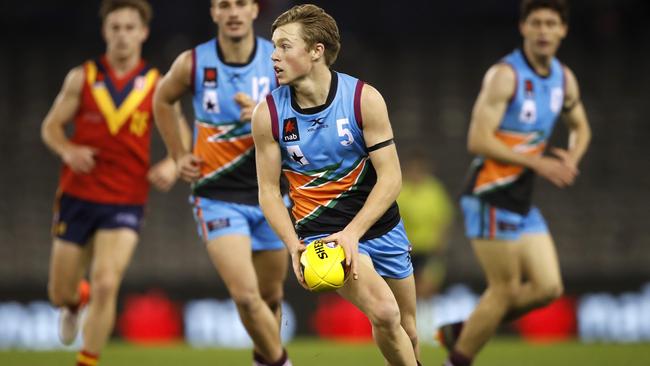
left=211, top=0, right=258, bottom=4
left=99, top=0, right=153, bottom=25
left=272, top=4, right=341, bottom=66
left=520, top=0, right=569, bottom=24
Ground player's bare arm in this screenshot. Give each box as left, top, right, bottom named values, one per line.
left=41, top=66, right=98, bottom=174
left=148, top=102, right=190, bottom=191
left=468, top=63, right=576, bottom=187
left=153, top=50, right=202, bottom=182
left=557, top=66, right=591, bottom=168
left=252, top=100, right=307, bottom=288
left=322, top=84, right=401, bottom=281
left=468, top=64, right=532, bottom=166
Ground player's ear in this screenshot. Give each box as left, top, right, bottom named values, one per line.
left=142, top=26, right=150, bottom=42
left=251, top=0, right=259, bottom=20
left=559, top=23, right=568, bottom=39
left=210, top=2, right=218, bottom=24
left=311, top=43, right=325, bottom=62
left=101, top=21, right=108, bottom=43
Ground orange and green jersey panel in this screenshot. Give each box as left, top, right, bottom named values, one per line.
left=267, top=71, right=400, bottom=240
left=190, top=37, right=277, bottom=205
left=464, top=49, right=566, bottom=214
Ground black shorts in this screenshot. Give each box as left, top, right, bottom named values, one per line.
left=52, top=194, right=144, bottom=246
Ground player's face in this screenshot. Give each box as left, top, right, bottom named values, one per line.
left=102, top=7, right=148, bottom=60
left=211, top=0, right=258, bottom=41
left=271, top=23, right=314, bottom=85
left=520, top=8, right=567, bottom=58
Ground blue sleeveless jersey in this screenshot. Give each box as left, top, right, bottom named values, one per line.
left=191, top=37, right=277, bottom=204
left=464, top=49, right=566, bottom=214
left=267, top=71, right=400, bottom=240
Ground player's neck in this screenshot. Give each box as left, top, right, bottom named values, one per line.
left=522, top=45, right=552, bottom=76
left=218, top=32, right=255, bottom=64
left=292, top=66, right=331, bottom=109
left=105, top=52, right=141, bottom=77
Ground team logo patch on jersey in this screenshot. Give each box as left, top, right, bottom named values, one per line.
left=287, top=145, right=310, bottom=166
left=203, top=67, right=217, bottom=88
left=524, top=79, right=534, bottom=97
left=283, top=117, right=300, bottom=142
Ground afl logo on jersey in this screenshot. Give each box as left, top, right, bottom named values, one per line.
left=203, top=67, right=217, bottom=88
left=283, top=117, right=300, bottom=142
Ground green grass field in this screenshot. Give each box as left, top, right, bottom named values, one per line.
left=1, top=338, right=648, bottom=366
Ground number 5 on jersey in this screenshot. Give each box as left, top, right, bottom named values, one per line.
left=337, top=118, right=354, bottom=146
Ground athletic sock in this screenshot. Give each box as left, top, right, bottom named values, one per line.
left=446, top=349, right=473, bottom=366
left=68, top=280, right=91, bottom=313
left=253, top=349, right=291, bottom=366
left=76, top=350, right=99, bottom=366
left=438, top=321, right=465, bottom=352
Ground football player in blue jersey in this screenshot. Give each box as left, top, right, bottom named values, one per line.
left=253, top=4, right=420, bottom=366
left=438, top=1, right=592, bottom=365
left=153, top=1, right=291, bottom=365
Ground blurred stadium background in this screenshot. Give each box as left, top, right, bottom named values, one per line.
left=1, top=0, right=649, bottom=363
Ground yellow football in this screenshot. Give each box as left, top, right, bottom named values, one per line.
left=300, top=239, right=348, bottom=292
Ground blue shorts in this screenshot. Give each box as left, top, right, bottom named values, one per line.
left=53, top=193, right=144, bottom=246
left=303, top=220, right=413, bottom=279
left=460, top=195, right=549, bottom=241
left=191, top=196, right=285, bottom=251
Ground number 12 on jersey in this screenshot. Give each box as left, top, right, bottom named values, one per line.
left=251, top=77, right=270, bottom=102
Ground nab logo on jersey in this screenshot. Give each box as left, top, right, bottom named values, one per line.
left=203, top=67, right=217, bottom=88
left=283, top=117, right=300, bottom=142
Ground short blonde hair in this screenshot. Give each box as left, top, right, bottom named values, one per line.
left=99, top=0, right=153, bottom=25
left=272, top=4, right=341, bottom=66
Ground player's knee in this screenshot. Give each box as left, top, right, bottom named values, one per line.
left=48, top=284, right=67, bottom=307
left=537, top=282, right=564, bottom=306
left=91, top=272, right=120, bottom=304
left=260, top=288, right=283, bottom=314
left=399, top=309, right=417, bottom=340
left=231, top=288, right=263, bottom=313
left=403, top=321, right=418, bottom=349
left=47, top=281, right=75, bottom=307
left=368, top=301, right=401, bottom=330
left=489, top=282, right=521, bottom=306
